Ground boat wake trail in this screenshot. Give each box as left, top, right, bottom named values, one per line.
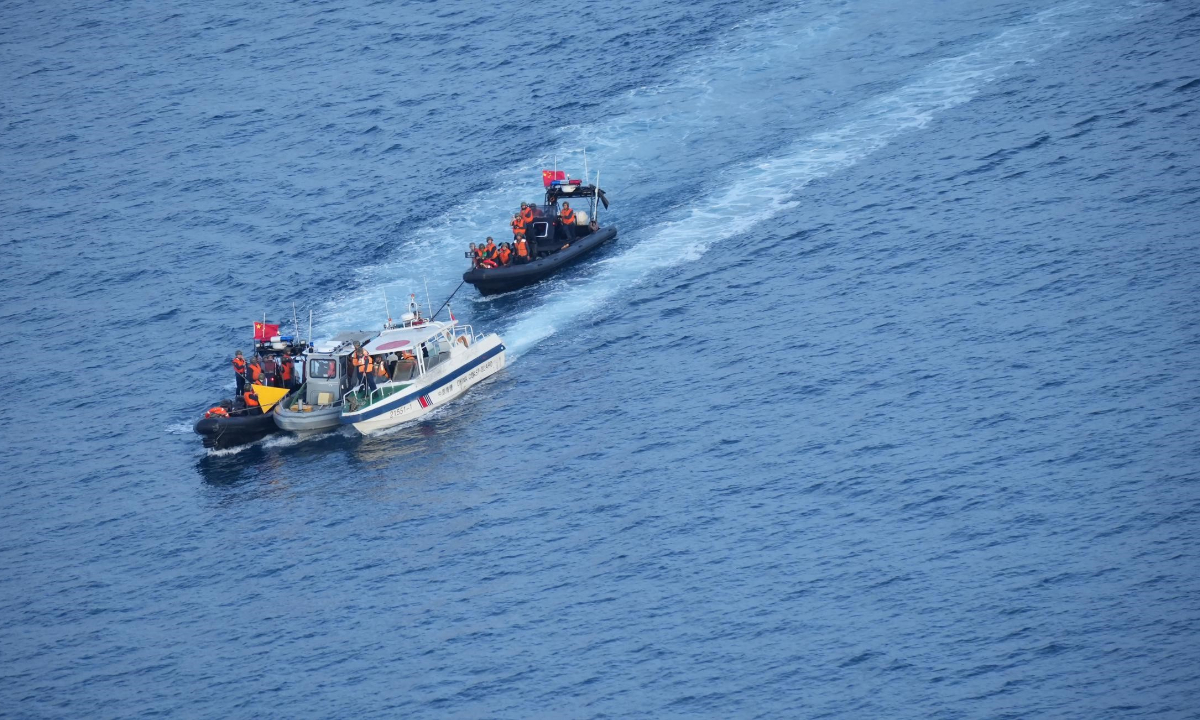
left=501, top=3, right=1102, bottom=355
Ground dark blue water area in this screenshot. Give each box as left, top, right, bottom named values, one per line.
left=2, top=0, right=1200, bottom=716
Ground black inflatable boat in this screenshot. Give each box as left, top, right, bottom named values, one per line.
left=194, top=404, right=278, bottom=449
left=463, top=176, right=616, bottom=296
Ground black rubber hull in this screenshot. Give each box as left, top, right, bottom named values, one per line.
left=463, top=225, right=617, bottom=295
left=194, top=410, right=278, bottom=449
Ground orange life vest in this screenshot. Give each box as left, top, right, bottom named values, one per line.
left=280, top=358, right=293, bottom=381
left=473, top=246, right=484, bottom=262
left=353, top=351, right=373, bottom=374
left=560, top=207, right=576, bottom=225
left=515, top=238, right=529, bottom=258
left=243, top=392, right=259, bottom=408
left=497, top=247, right=512, bottom=265
left=248, top=362, right=262, bottom=382
left=232, top=356, right=246, bottom=374
left=205, top=406, right=229, bottom=418
left=520, top=206, right=534, bottom=224
left=510, top=216, right=526, bottom=236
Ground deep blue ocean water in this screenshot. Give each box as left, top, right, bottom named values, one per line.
left=2, top=0, right=1199, bottom=716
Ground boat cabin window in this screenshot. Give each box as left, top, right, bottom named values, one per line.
left=531, top=221, right=550, bottom=239
left=309, top=358, right=337, bottom=379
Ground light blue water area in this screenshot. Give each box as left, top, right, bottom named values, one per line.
left=2, top=0, right=1199, bottom=716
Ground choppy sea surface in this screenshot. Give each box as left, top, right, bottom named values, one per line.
left=2, top=0, right=1199, bottom=716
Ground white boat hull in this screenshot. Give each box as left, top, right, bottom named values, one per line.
left=340, top=334, right=505, bottom=435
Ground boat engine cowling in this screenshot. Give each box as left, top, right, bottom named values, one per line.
left=573, top=210, right=589, bottom=226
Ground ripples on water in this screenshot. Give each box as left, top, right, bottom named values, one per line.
left=1, top=0, right=1198, bottom=715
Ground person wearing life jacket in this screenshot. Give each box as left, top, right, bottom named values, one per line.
left=496, top=243, right=513, bottom=266
left=520, top=202, right=535, bottom=225
left=469, top=242, right=483, bottom=268
left=480, top=237, right=499, bottom=269
left=232, top=350, right=247, bottom=395
left=559, top=201, right=576, bottom=240
left=373, top=357, right=391, bottom=385
left=243, top=389, right=261, bottom=414
left=351, top=343, right=376, bottom=390
left=514, top=235, right=529, bottom=263
left=280, top=352, right=294, bottom=389
left=204, top=405, right=229, bottom=419
left=510, top=213, right=526, bottom=241
left=247, top=356, right=263, bottom=384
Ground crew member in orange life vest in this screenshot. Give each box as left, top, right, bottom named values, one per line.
left=480, top=237, right=499, bottom=268
left=352, top=342, right=376, bottom=391
left=280, top=352, right=295, bottom=389
left=243, top=389, right=261, bottom=414
left=496, top=243, right=512, bottom=266
left=514, top=235, right=529, bottom=263
left=510, top=213, right=526, bottom=241
left=469, top=242, right=482, bottom=268
left=559, top=201, right=576, bottom=241
left=232, top=350, right=247, bottom=395
left=520, top=202, right=535, bottom=225
left=247, top=356, right=263, bottom=384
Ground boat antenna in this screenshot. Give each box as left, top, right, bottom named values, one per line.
left=423, top=276, right=434, bottom=320
left=382, top=289, right=392, bottom=324
left=584, top=148, right=589, bottom=186
left=308, top=309, right=313, bottom=346
left=292, top=302, right=300, bottom=342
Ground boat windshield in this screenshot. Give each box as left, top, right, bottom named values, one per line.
left=309, top=358, right=337, bottom=379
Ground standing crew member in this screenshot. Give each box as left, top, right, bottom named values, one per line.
left=559, top=201, right=576, bottom=241
left=520, top=202, right=535, bottom=225
left=352, top=343, right=375, bottom=391
left=247, top=356, right=263, bottom=385
left=280, top=352, right=294, bottom=390
left=510, top=212, right=526, bottom=242
left=232, top=350, right=247, bottom=395
left=469, top=242, right=482, bottom=267
left=514, top=235, right=529, bottom=263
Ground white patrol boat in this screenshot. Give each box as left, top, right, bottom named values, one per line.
left=339, top=303, right=505, bottom=435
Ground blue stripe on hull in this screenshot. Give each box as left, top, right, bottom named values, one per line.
left=339, top=344, right=504, bottom=424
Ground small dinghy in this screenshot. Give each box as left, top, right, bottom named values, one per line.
left=194, top=384, right=290, bottom=449
left=463, top=169, right=616, bottom=295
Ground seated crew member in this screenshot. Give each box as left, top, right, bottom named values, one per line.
left=243, top=388, right=261, bottom=415
left=496, top=243, right=512, bottom=266
left=510, top=213, right=526, bottom=242
left=514, top=235, right=529, bottom=263
left=394, top=350, right=417, bottom=380
left=559, top=201, right=576, bottom=241
left=232, top=350, right=247, bottom=395
left=480, top=237, right=499, bottom=268
left=373, top=357, right=391, bottom=385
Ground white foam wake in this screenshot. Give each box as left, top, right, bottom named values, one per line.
left=500, top=4, right=1094, bottom=355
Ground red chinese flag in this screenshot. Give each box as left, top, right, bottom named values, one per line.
left=542, top=169, right=565, bottom=187
left=253, top=321, right=280, bottom=341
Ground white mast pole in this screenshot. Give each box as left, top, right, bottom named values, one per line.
left=423, top=276, right=434, bottom=320
left=584, top=149, right=589, bottom=186
left=594, top=170, right=600, bottom=223
left=383, top=289, right=392, bottom=323
left=308, top=310, right=313, bottom=345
